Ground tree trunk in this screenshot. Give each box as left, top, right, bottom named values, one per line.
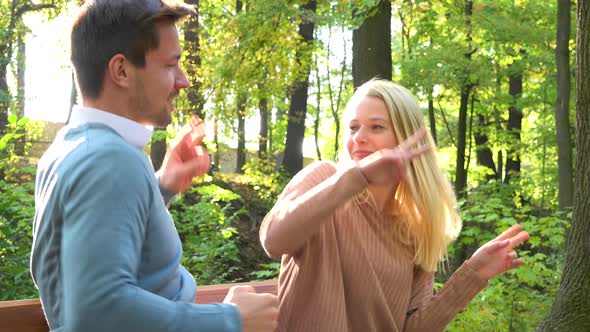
left=68, top=72, right=78, bottom=122
left=535, top=2, right=590, bottom=329
left=184, top=0, right=204, bottom=119
left=428, top=94, right=437, bottom=145
left=14, top=30, right=26, bottom=155
left=283, top=0, right=316, bottom=176
left=150, top=130, right=167, bottom=171
left=352, top=0, right=392, bottom=88
left=454, top=0, right=474, bottom=196
left=474, top=114, right=497, bottom=181
left=235, top=0, right=246, bottom=174
left=555, top=0, right=574, bottom=209
left=504, top=68, right=523, bottom=184
left=214, top=115, right=220, bottom=168
left=0, top=63, right=9, bottom=134
left=258, top=97, right=269, bottom=159
left=314, top=54, right=322, bottom=161
left=455, top=83, right=471, bottom=195
left=326, top=25, right=347, bottom=160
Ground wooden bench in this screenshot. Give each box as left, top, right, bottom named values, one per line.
left=0, top=280, right=277, bottom=332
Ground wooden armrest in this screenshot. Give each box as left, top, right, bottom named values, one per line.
left=0, top=280, right=277, bottom=332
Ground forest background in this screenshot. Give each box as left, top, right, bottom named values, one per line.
left=1, top=0, right=589, bottom=331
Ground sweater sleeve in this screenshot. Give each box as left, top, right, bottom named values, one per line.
left=402, top=263, right=488, bottom=332
left=259, top=161, right=368, bottom=258
left=157, top=174, right=177, bottom=206
left=60, top=147, right=240, bottom=332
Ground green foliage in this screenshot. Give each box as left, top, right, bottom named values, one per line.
left=170, top=183, right=245, bottom=285
left=445, top=182, right=567, bottom=331
left=0, top=179, right=36, bottom=300
left=251, top=262, right=280, bottom=280
left=0, top=116, right=38, bottom=299
left=0, top=114, right=28, bottom=168
left=241, top=158, right=290, bottom=210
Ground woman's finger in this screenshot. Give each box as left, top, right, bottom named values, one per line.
left=507, top=231, right=530, bottom=249
left=399, top=127, right=427, bottom=150
left=482, top=239, right=510, bottom=254
left=407, top=144, right=431, bottom=160
left=495, top=224, right=523, bottom=241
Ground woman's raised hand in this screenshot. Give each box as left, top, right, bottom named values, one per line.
left=357, top=127, right=431, bottom=186
left=467, top=224, right=530, bottom=281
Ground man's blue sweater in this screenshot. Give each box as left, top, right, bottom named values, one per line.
left=31, top=117, right=240, bottom=331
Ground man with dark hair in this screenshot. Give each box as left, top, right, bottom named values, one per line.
left=30, top=1, right=278, bottom=331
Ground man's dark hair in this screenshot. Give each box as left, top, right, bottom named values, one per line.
left=71, top=0, right=194, bottom=98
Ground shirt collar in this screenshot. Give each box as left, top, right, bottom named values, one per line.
left=68, top=105, right=153, bottom=149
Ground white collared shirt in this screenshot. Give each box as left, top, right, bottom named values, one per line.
left=68, top=105, right=153, bottom=149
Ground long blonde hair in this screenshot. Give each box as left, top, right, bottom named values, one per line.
left=342, top=79, right=461, bottom=272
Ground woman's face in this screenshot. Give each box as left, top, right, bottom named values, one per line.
left=346, top=96, right=399, bottom=161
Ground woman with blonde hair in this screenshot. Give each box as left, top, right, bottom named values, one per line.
left=259, top=79, right=529, bottom=331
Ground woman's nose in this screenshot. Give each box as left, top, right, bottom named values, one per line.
left=353, top=127, right=367, bottom=144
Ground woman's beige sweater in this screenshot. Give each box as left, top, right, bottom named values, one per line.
left=260, top=161, right=487, bottom=332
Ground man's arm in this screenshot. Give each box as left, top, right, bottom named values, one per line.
left=61, top=146, right=239, bottom=332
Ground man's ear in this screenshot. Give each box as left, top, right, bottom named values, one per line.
left=107, top=54, right=133, bottom=89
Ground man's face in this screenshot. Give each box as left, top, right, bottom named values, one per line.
left=131, top=21, right=189, bottom=128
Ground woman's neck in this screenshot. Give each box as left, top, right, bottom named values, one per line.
left=368, top=184, right=397, bottom=212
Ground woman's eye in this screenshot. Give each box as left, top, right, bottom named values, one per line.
left=349, top=126, right=359, bottom=132
left=372, top=125, right=384, bottom=130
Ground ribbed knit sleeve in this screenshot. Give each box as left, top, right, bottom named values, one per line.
left=403, top=262, right=488, bottom=331
left=259, top=161, right=368, bottom=258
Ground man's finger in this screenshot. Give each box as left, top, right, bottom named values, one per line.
left=186, top=122, right=206, bottom=146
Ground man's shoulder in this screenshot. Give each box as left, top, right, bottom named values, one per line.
left=40, top=124, right=150, bottom=176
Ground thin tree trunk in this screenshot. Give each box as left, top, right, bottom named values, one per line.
left=0, top=63, right=9, bottom=134
left=428, top=94, right=437, bottom=145
left=535, top=1, right=590, bottom=329
left=258, top=97, right=268, bottom=159
left=454, top=0, right=474, bottom=196
left=68, top=72, right=77, bottom=122
left=235, top=0, right=247, bottom=174
left=214, top=115, right=220, bottom=167
left=150, top=130, right=167, bottom=171
left=555, top=0, right=574, bottom=209
left=236, top=94, right=246, bottom=173
left=326, top=24, right=347, bottom=160
left=14, top=29, right=26, bottom=155
left=314, top=56, right=321, bottom=161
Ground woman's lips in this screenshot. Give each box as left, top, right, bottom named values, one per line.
left=353, top=150, right=372, bottom=159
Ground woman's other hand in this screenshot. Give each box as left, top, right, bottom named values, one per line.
left=467, top=224, right=530, bottom=281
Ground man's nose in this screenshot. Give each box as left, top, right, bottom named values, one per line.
left=175, top=69, right=190, bottom=89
